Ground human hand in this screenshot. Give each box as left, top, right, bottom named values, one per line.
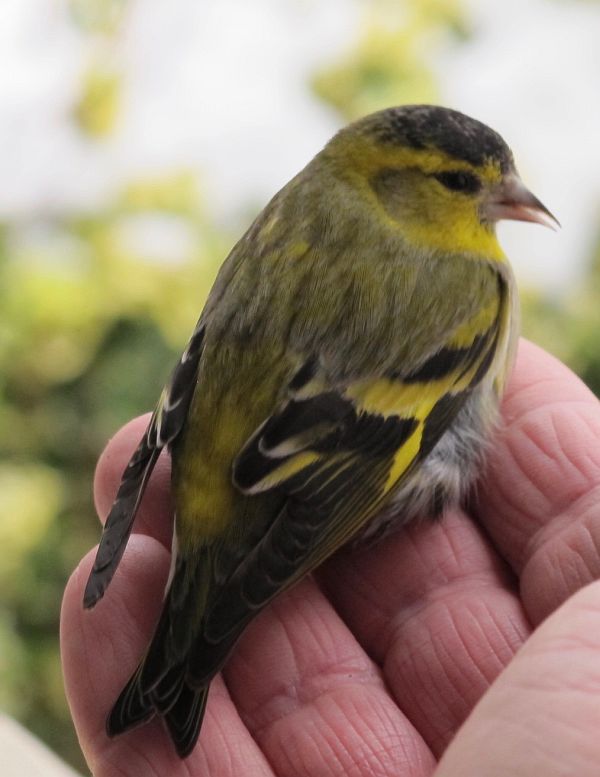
left=61, top=340, right=600, bottom=776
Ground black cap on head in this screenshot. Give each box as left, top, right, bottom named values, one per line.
left=365, top=105, right=514, bottom=173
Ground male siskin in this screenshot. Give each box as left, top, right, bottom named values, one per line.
left=83, top=105, right=557, bottom=757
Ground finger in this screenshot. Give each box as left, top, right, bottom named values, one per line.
left=223, top=577, right=436, bottom=777
left=320, top=509, right=530, bottom=756
left=436, top=580, right=600, bottom=777
left=476, top=339, right=600, bottom=623
left=61, top=538, right=274, bottom=777
left=93, top=415, right=173, bottom=549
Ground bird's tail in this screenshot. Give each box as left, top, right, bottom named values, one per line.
left=107, top=660, right=210, bottom=758
left=106, top=548, right=214, bottom=758
left=165, top=682, right=210, bottom=757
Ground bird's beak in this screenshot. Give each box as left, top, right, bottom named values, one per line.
left=484, top=174, right=560, bottom=230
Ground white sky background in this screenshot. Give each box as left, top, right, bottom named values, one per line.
left=1, top=0, right=599, bottom=292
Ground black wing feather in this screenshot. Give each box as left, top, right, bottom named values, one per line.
left=83, top=321, right=205, bottom=608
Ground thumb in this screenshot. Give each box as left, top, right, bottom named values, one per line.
left=436, top=580, right=600, bottom=776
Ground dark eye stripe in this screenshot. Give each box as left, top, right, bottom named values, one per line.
left=433, top=170, right=482, bottom=194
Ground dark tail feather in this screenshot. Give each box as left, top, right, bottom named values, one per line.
left=107, top=660, right=209, bottom=757
left=165, top=684, right=210, bottom=759
left=107, top=665, right=155, bottom=737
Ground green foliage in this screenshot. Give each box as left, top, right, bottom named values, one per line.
left=312, top=0, right=469, bottom=119
left=74, top=66, right=121, bottom=137
left=0, top=170, right=230, bottom=771
left=69, top=0, right=129, bottom=35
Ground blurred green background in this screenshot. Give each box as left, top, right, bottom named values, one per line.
left=1, top=0, right=599, bottom=771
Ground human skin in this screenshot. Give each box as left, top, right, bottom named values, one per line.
left=61, top=339, right=600, bottom=776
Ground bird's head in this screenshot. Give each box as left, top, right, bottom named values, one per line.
left=324, top=105, right=557, bottom=260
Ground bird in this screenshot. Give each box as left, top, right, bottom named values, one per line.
left=82, top=104, right=557, bottom=757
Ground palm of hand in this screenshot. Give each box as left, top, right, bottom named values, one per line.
left=61, top=341, right=600, bottom=776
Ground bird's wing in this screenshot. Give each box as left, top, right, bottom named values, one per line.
left=83, top=319, right=206, bottom=608
left=187, top=276, right=507, bottom=682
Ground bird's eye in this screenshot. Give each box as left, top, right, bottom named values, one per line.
left=433, top=170, right=482, bottom=194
